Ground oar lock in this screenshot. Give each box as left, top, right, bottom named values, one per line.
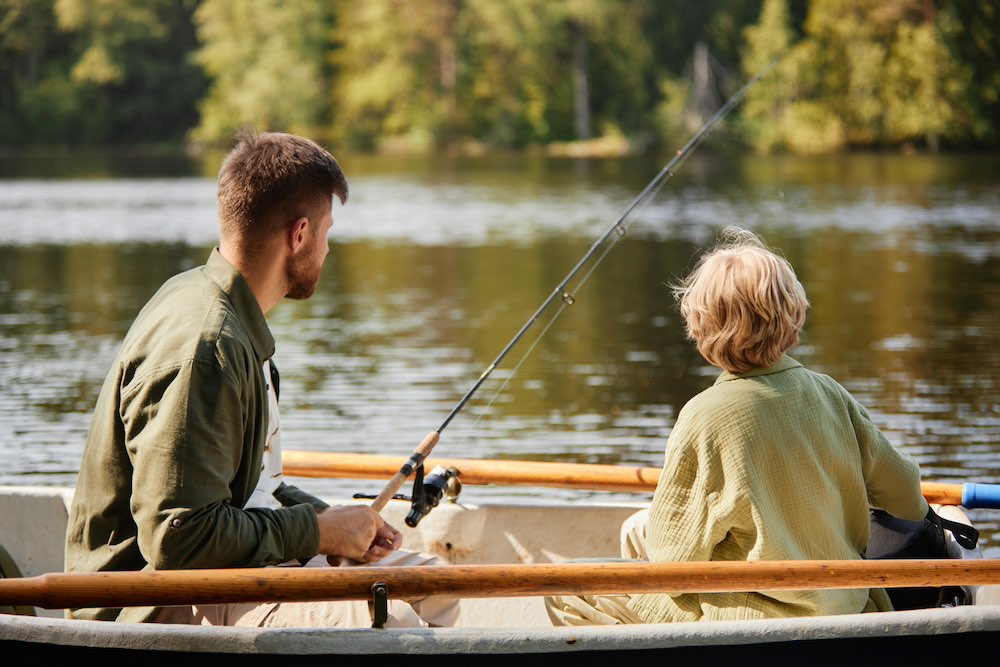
left=354, top=465, right=462, bottom=528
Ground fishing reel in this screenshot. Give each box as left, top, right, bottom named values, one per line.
left=353, top=463, right=462, bottom=527
left=405, top=464, right=461, bottom=527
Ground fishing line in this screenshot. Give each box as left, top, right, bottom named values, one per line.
left=371, top=57, right=780, bottom=515
left=441, top=57, right=777, bottom=435
left=452, top=168, right=672, bottom=446
left=454, top=298, right=568, bottom=443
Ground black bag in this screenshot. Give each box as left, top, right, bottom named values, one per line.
left=867, top=507, right=979, bottom=610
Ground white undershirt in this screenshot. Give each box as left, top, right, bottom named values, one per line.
left=244, top=360, right=283, bottom=510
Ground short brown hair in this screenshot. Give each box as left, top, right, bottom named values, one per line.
left=674, top=227, right=809, bottom=374
left=217, top=129, right=348, bottom=246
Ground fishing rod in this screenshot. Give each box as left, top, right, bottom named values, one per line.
left=368, top=58, right=781, bottom=524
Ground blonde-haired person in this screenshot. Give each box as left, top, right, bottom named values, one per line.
left=547, top=227, right=928, bottom=625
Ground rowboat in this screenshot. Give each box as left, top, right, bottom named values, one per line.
left=2, top=455, right=999, bottom=659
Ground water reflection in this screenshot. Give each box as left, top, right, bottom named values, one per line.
left=0, top=152, right=998, bottom=555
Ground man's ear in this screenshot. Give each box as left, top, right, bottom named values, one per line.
left=287, top=216, right=310, bottom=253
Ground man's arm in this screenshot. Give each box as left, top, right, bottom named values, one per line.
left=273, top=482, right=329, bottom=513
left=123, top=358, right=321, bottom=569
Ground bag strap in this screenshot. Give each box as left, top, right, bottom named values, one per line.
left=926, top=506, right=979, bottom=550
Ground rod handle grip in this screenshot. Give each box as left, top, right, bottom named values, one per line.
left=327, top=433, right=441, bottom=566
left=369, top=431, right=440, bottom=513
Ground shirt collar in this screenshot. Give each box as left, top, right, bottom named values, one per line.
left=204, top=248, right=275, bottom=362
left=714, top=354, right=802, bottom=385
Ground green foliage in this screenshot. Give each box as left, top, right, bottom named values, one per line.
left=769, top=0, right=978, bottom=152
left=654, top=76, right=690, bottom=146
left=784, top=100, right=845, bottom=154
left=937, top=0, right=1000, bottom=145
left=741, top=0, right=795, bottom=153
left=192, top=0, right=334, bottom=145
left=55, top=0, right=167, bottom=85
left=570, top=0, right=654, bottom=138
left=882, top=21, right=968, bottom=149
left=329, top=0, right=657, bottom=149
left=330, top=0, right=462, bottom=150
left=0, top=0, right=64, bottom=142
left=0, top=0, right=204, bottom=144
left=0, top=0, right=997, bottom=150
left=458, top=0, right=581, bottom=146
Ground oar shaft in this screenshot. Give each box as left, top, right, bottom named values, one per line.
left=283, top=450, right=662, bottom=493
left=5, top=560, right=999, bottom=610
left=284, top=451, right=991, bottom=507
left=922, top=482, right=965, bottom=506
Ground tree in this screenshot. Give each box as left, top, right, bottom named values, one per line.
left=55, top=0, right=166, bottom=86
left=330, top=0, right=659, bottom=150
left=568, top=0, right=654, bottom=141
left=937, top=0, right=1000, bottom=146
left=0, top=0, right=62, bottom=142
left=789, top=0, right=973, bottom=152
left=882, top=18, right=970, bottom=150
left=52, top=0, right=203, bottom=143
left=1, top=0, right=996, bottom=150
left=741, top=0, right=796, bottom=153
left=192, top=0, right=334, bottom=145
left=0, top=0, right=204, bottom=144
left=328, top=0, right=462, bottom=150
left=459, top=0, right=573, bottom=146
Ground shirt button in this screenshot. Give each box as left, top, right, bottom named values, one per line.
left=170, top=518, right=182, bottom=528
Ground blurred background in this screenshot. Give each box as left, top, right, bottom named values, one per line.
left=1, top=1, right=998, bottom=553
left=0, top=0, right=997, bottom=153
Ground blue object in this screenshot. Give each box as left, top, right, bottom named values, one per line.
left=962, top=483, right=1000, bottom=509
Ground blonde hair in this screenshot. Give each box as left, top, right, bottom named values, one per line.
left=674, top=227, right=809, bottom=374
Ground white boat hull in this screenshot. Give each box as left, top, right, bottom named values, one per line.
left=1, top=485, right=998, bottom=658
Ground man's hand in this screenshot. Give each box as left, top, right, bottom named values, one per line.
left=315, top=505, right=403, bottom=563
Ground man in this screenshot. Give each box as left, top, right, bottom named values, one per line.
left=65, top=131, right=440, bottom=627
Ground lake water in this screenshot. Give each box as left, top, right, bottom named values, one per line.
left=1, top=149, right=998, bottom=556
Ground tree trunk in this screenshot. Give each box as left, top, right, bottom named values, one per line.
left=572, top=20, right=592, bottom=140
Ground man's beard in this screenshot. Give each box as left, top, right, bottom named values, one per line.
left=285, top=249, right=322, bottom=300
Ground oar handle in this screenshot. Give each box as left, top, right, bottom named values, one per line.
left=962, top=482, right=1000, bottom=509
left=369, top=431, right=440, bottom=512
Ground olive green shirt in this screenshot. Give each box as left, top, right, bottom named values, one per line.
left=628, top=356, right=928, bottom=623
left=65, top=249, right=328, bottom=622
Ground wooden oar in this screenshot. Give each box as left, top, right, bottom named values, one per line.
left=284, top=450, right=662, bottom=493
left=282, top=451, right=1000, bottom=508
left=5, top=560, right=1000, bottom=610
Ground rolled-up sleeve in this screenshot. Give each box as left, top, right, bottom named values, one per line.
left=121, top=357, right=320, bottom=569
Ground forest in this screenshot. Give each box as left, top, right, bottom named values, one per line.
left=0, top=0, right=997, bottom=154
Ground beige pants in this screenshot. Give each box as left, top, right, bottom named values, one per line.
left=155, top=549, right=459, bottom=629
left=545, top=508, right=649, bottom=626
